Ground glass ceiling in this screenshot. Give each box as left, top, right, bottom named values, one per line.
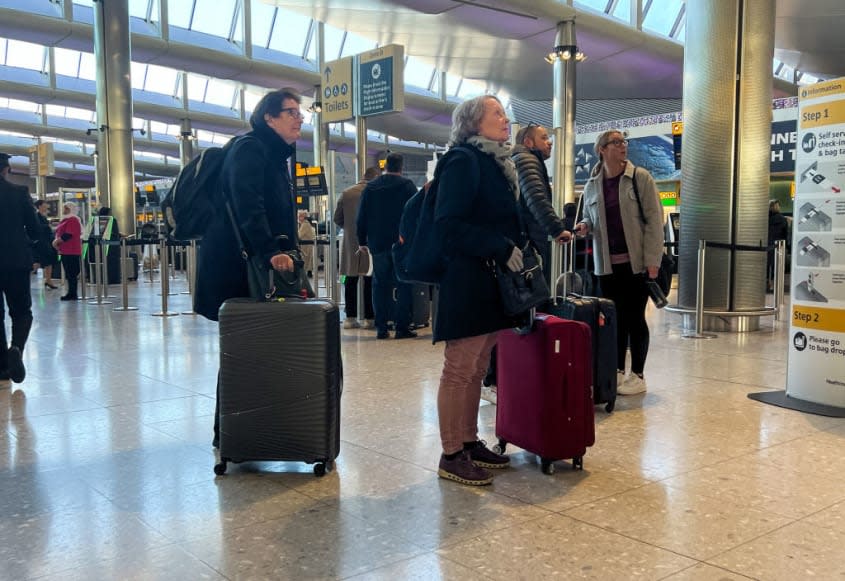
left=0, top=0, right=824, bottom=171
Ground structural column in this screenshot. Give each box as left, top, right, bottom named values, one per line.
left=678, top=0, right=774, bottom=330
left=93, top=0, right=136, bottom=236
left=179, top=118, right=194, bottom=167
left=550, top=19, right=579, bottom=292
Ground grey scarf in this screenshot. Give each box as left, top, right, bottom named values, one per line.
left=467, top=135, right=519, bottom=199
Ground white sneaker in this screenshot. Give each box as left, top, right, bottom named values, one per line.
left=361, top=319, right=375, bottom=329
left=480, top=385, right=497, bottom=405
left=618, top=373, right=647, bottom=395
left=616, top=370, right=626, bottom=386
left=343, top=319, right=360, bottom=329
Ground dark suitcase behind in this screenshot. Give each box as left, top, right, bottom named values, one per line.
left=496, top=314, right=595, bottom=474
left=411, top=283, right=431, bottom=328
left=215, top=298, right=341, bottom=477
left=548, top=296, right=618, bottom=413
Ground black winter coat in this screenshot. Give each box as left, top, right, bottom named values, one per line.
left=433, top=145, right=526, bottom=343
left=511, top=144, right=565, bottom=252
left=195, top=124, right=298, bottom=321
left=0, top=176, right=38, bottom=272
left=356, top=174, right=417, bottom=254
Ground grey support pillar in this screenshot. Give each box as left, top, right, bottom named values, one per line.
left=550, top=19, right=579, bottom=293
left=355, top=116, right=367, bottom=182
left=679, top=0, right=774, bottom=331
left=313, top=22, right=328, bottom=171
left=179, top=119, right=194, bottom=166
left=93, top=0, right=136, bottom=236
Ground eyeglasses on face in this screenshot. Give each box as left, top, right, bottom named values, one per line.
left=280, top=107, right=305, bottom=120
left=605, top=138, right=628, bottom=147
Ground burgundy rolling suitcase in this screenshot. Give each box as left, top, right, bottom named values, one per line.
left=214, top=298, right=342, bottom=477
left=495, top=313, right=595, bottom=474
left=548, top=295, right=618, bottom=413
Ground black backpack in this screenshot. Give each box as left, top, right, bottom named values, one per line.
left=161, top=137, right=239, bottom=240
left=393, top=146, right=477, bottom=284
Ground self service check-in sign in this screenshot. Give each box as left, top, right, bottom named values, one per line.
left=357, top=44, right=404, bottom=117
left=321, top=56, right=354, bottom=123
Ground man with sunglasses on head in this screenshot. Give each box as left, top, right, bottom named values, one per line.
left=511, top=123, right=572, bottom=288
left=194, top=88, right=304, bottom=447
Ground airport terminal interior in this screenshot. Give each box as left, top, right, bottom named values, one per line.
left=3, top=272, right=844, bottom=580
left=2, top=0, right=845, bottom=579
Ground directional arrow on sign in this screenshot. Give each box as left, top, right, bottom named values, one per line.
left=324, top=66, right=332, bottom=82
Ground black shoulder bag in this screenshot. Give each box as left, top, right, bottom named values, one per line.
left=493, top=198, right=550, bottom=317
left=224, top=202, right=315, bottom=300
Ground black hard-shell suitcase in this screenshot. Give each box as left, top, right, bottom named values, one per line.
left=549, top=296, right=618, bottom=413
left=411, top=283, right=431, bottom=328
left=214, top=298, right=342, bottom=476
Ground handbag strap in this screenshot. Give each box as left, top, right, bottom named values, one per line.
left=629, top=164, right=648, bottom=225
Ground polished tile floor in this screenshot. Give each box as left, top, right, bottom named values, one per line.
left=1, top=270, right=844, bottom=580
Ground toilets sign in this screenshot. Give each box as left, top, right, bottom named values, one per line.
left=787, top=77, right=845, bottom=409
left=357, top=44, right=404, bottom=117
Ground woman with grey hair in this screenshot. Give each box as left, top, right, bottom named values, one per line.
left=574, top=130, right=664, bottom=395
left=432, top=94, right=526, bottom=485
left=53, top=201, right=83, bottom=301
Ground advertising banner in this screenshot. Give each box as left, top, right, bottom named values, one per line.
left=787, top=78, right=845, bottom=407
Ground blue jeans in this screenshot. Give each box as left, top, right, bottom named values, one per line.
left=371, top=251, right=412, bottom=334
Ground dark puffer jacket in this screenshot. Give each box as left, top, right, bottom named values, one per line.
left=511, top=144, right=565, bottom=252
left=432, top=145, right=526, bottom=343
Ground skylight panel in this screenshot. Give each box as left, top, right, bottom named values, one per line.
left=191, top=0, right=237, bottom=38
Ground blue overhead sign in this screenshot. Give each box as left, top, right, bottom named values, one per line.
left=356, top=44, right=404, bottom=118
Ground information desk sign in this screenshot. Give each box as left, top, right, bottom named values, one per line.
left=356, top=44, right=404, bottom=117
left=787, top=78, right=845, bottom=408
left=322, top=56, right=354, bottom=124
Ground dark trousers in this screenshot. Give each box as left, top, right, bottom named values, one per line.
left=0, top=268, right=33, bottom=372
left=371, top=251, right=412, bottom=334
left=599, top=262, right=649, bottom=375
left=62, top=255, right=81, bottom=297
left=343, top=275, right=374, bottom=319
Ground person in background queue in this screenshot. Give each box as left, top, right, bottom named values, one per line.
left=53, top=202, right=83, bottom=302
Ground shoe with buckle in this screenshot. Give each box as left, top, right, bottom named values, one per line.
left=438, top=451, right=493, bottom=486
left=618, top=373, right=647, bottom=395
left=464, top=440, right=509, bottom=469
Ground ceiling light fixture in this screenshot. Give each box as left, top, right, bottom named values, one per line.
left=544, top=45, right=586, bottom=64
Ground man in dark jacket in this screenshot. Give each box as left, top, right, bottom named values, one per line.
left=357, top=153, right=417, bottom=339
left=767, top=199, right=790, bottom=292
left=511, top=124, right=572, bottom=285
left=0, top=153, right=39, bottom=384
left=194, top=89, right=303, bottom=449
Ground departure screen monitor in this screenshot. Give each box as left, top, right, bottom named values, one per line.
left=294, top=165, right=328, bottom=197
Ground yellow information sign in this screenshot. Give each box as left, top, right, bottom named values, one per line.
left=671, top=121, right=683, bottom=135
left=792, top=306, right=845, bottom=334
left=799, top=100, right=845, bottom=129
left=321, top=56, right=354, bottom=124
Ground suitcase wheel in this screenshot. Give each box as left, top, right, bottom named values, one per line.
left=541, top=459, right=555, bottom=475
left=492, top=439, right=507, bottom=455
left=214, top=460, right=227, bottom=475
left=313, top=460, right=334, bottom=477
left=605, top=400, right=615, bottom=413
left=572, top=456, right=584, bottom=471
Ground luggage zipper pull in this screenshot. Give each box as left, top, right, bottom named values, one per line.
left=598, top=313, right=605, bottom=327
